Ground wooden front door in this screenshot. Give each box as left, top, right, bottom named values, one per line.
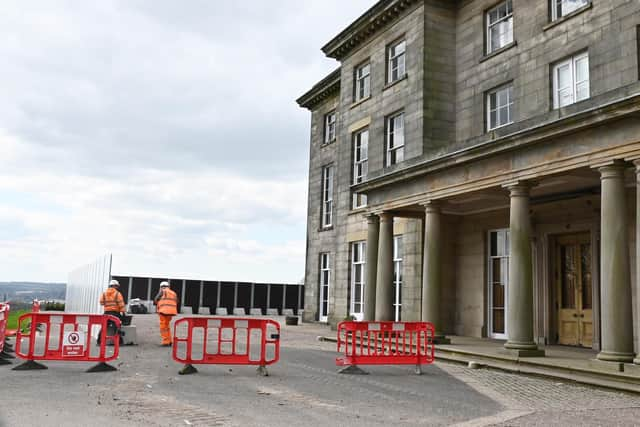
left=556, top=234, right=593, bottom=348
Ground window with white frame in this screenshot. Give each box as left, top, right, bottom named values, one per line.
left=393, top=235, right=403, bottom=322
left=487, top=84, right=514, bottom=130
left=388, top=39, right=406, bottom=84
left=354, top=62, right=371, bottom=102
left=319, top=253, right=331, bottom=322
left=321, top=165, right=334, bottom=228
left=553, top=52, right=589, bottom=109
left=386, top=112, right=405, bottom=167
left=551, top=0, right=589, bottom=21
left=351, top=241, right=366, bottom=321
left=324, top=111, right=336, bottom=144
left=488, top=230, right=509, bottom=339
left=486, top=0, right=513, bottom=54
left=352, top=128, right=368, bottom=209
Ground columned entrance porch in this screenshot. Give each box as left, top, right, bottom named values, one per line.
left=362, top=162, right=638, bottom=362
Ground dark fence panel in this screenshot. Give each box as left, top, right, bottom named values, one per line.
left=253, top=284, right=268, bottom=314
left=269, top=284, right=284, bottom=315
left=185, top=280, right=200, bottom=312
left=285, top=285, right=301, bottom=315
left=131, top=277, right=148, bottom=299
left=236, top=283, right=251, bottom=313
left=202, top=281, right=218, bottom=313
left=220, top=282, right=235, bottom=314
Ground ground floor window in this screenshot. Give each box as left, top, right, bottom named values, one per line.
left=351, top=241, right=366, bottom=320
left=393, top=235, right=403, bottom=321
left=319, top=253, right=330, bottom=323
left=488, top=230, right=509, bottom=339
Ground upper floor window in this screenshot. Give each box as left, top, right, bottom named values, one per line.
left=486, top=1, right=513, bottom=54
left=386, top=112, right=405, bottom=167
left=321, top=165, right=334, bottom=228
left=487, top=84, right=514, bottom=130
left=354, top=62, right=371, bottom=102
left=553, top=52, right=589, bottom=109
left=352, top=128, right=368, bottom=209
left=387, top=39, right=406, bottom=83
left=551, top=0, right=589, bottom=21
left=324, top=111, right=336, bottom=144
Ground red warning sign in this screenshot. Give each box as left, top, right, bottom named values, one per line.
left=62, top=331, right=85, bottom=357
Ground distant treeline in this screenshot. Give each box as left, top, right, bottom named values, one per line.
left=0, top=282, right=66, bottom=303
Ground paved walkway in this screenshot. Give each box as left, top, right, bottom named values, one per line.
left=1, top=316, right=639, bottom=426
left=435, top=336, right=640, bottom=393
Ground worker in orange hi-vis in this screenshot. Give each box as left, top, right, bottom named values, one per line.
left=98, top=279, right=125, bottom=344
left=153, top=281, right=178, bottom=346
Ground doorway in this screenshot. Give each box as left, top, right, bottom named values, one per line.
left=555, top=233, right=593, bottom=348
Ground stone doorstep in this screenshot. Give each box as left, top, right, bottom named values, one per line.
left=435, top=345, right=637, bottom=379
left=322, top=335, right=640, bottom=394
left=434, top=347, right=640, bottom=393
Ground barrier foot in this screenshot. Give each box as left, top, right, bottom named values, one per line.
left=415, top=364, right=422, bottom=375
left=12, top=360, right=48, bottom=371
left=179, top=364, right=198, bottom=375
left=338, top=365, right=368, bottom=375
left=256, top=365, right=269, bottom=377
left=86, top=362, right=117, bottom=373
left=0, top=358, right=11, bottom=365
left=0, top=351, right=15, bottom=359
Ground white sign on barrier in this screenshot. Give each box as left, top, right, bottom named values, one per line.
left=62, top=331, right=86, bottom=357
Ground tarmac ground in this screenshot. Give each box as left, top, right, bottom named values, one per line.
left=0, top=315, right=639, bottom=427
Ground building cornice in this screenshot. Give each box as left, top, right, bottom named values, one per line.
left=353, top=89, right=640, bottom=193
left=296, top=67, right=341, bottom=110
left=321, top=0, right=422, bottom=60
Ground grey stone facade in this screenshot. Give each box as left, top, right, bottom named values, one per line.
left=298, top=0, right=640, bottom=361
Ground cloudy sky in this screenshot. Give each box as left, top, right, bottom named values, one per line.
left=0, top=1, right=375, bottom=283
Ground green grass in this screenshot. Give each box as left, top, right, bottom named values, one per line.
left=6, top=309, right=30, bottom=331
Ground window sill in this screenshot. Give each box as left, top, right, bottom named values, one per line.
left=321, top=139, right=336, bottom=148
left=480, top=41, right=517, bottom=63
left=383, top=74, right=408, bottom=91
left=543, top=3, right=592, bottom=31
left=318, top=226, right=334, bottom=233
left=486, top=121, right=514, bottom=134
left=349, top=206, right=368, bottom=215
left=350, top=96, right=371, bottom=110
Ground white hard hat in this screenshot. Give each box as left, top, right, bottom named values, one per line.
left=160, top=281, right=170, bottom=287
left=109, top=279, right=120, bottom=287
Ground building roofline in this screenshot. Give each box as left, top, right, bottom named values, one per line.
left=296, top=67, right=341, bottom=110
left=321, top=0, right=422, bottom=60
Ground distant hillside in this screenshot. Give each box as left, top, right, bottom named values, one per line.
left=0, top=282, right=66, bottom=302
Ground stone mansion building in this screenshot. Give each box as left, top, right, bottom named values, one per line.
left=297, top=0, right=640, bottom=362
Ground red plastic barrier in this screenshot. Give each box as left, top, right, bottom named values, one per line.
left=0, top=303, right=8, bottom=355
left=173, top=317, right=280, bottom=375
left=13, top=312, right=121, bottom=372
left=336, top=321, right=435, bottom=374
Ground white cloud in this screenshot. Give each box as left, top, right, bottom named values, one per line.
left=0, top=0, right=376, bottom=282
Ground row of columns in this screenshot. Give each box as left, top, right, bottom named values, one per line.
left=363, top=159, right=639, bottom=362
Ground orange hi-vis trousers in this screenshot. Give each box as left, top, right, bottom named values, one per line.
left=158, top=314, right=173, bottom=345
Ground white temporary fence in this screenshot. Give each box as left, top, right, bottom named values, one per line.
left=66, top=254, right=113, bottom=315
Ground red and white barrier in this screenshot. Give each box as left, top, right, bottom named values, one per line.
left=0, top=303, right=10, bottom=365
left=173, top=317, right=280, bottom=375
left=13, top=312, right=121, bottom=372
left=336, top=321, right=435, bottom=374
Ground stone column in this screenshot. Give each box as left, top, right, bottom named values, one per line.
left=375, top=212, right=394, bottom=321
left=635, top=160, right=640, bottom=365
left=421, top=202, right=449, bottom=343
left=597, top=163, right=634, bottom=362
left=504, top=183, right=544, bottom=356
left=364, top=215, right=380, bottom=321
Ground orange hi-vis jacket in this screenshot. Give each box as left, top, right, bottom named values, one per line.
left=100, top=288, right=125, bottom=313
left=156, top=288, right=178, bottom=315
